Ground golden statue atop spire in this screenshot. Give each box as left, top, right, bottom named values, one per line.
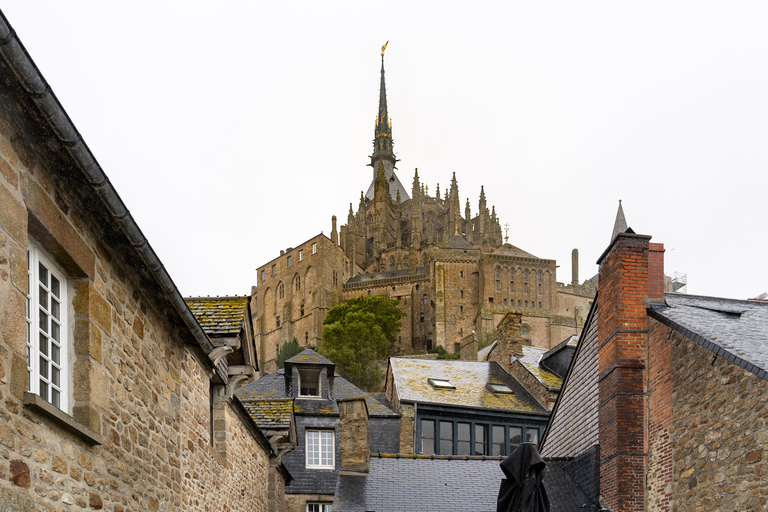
left=381, top=41, right=389, bottom=57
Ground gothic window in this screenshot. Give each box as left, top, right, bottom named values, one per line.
left=538, top=271, right=542, bottom=293
left=510, top=273, right=514, bottom=292
left=278, top=282, right=285, bottom=299
left=422, top=294, right=428, bottom=305
left=261, top=270, right=265, bottom=282
left=300, top=304, right=305, bottom=316
left=295, top=275, right=301, bottom=291
left=276, top=316, right=280, bottom=327
left=495, top=267, right=500, bottom=279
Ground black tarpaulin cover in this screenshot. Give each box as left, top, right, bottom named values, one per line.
left=497, top=443, right=551, bottom=512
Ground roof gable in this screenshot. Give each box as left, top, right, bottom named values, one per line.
left=185, top=296, right=248, bottom=337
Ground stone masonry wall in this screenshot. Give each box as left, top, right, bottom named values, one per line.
left=670, top=331, right=768, bottom=511
left=0, top=88, right=272, bottom=510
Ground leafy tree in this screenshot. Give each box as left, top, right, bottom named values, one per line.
left=319, top=295, right=404, bottom=390
left=435, top=345, right=460, bottom=360
left=276, top=338, right=303, bottom=369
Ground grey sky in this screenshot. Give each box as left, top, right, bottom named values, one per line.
left=3, top=2, right=766, bottom=300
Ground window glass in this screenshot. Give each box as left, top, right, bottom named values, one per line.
left=526, top=428, right=539, bottom=444
left=474, top=424, right=487, bottom=456
left=311, top=242, right=317, bottom=255
left=307, top=504, right=332, bottom=512
left=299, top=250, right=303, bottom=262
left=457, top=422, right=471, bottom=455
left=421, top=420, right=435, bottom=455
left=306, top=430, right=334, bottom=468
left=439, top=421, right=453, bottom=455
left=509, top=427, right=522, bottom=447
left=492, top=425, right=505, bottom=456
left=299, top=369, right=321, bottom=397
left=287, top=255, right=292, bottom=267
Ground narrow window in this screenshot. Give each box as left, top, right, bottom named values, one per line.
left=495, top=268, right=500, bottom=279
left=496, top=280, right=500, bottom=291
left=422, top=293, right=428, bottom=305
left=27, top=243, right=68, bottom=410
left=300, top=304, right=305, bottom=316
left=474, top=424, right=488, bottom=455
left=421, top=420, right=435, bottom=455
left=460, top=271, right=464, bottom=278
left=287, top=255, right=292, bottom=268
left=526, top=428, right=539, bottom=444
left=460, top=290, right=464, bottom=299
left=276, top=316, right=280, bottom=327
left=296, top=276, right=301, bottom=291
left=509, top=427, right=522, bottom=447
left=307, top=504, right=332, bottom=512
left=420, top=313, right=425, bottom=323
left=306, top=430, right=334, bottom=468
left=272, top=264, right=276, bottom=276
left=261, top=270, right=265, bottom=282
left=439, top=421, right=453, bottom=455
left=299, top=249, right=303, bottom=262
left=459, top=305, right=463, bottom=313
left=457, top=422, right=471, bottom=455
left=311, top=242, right=317, bottom=255
left=492, top=425, right=505, bottom=456
left=305, top=332, right=309, bottom=343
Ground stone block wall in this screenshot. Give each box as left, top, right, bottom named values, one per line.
left=670, top=331, right=768, bottom=511
left=0, top=80, right=273, bottom=511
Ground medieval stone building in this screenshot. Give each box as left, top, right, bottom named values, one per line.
left=253, top=54, right=595, bottom=372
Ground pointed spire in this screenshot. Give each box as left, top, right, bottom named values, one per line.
left=435, top=183, right=440, bottom=200
left=450, top=172, right=458, bottom=195
left=611, top=200, right=628, bottom=242
left=371, top=50, right=395, bottom=167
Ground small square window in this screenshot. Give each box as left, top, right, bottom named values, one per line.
left=299, top=369, right=321, bottom=397
left=489, top=297, right=494, bottom=305
left=428, top=378, right=455, bottom=389
left=487, top=383, right=513, bottom=394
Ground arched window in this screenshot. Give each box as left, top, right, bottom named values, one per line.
left=278, top=282, right=285, bottom=299
left=295, top=275, right=301, bottom=291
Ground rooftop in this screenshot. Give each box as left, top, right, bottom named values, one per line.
left=517, top=346, right=564, bottom=390
left=184, top=296, right=248, bottom=337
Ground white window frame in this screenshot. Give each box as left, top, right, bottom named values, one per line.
left=27, top=242, right=68, bottom=411
left=307, top=504, right=332, bottom=512
left=305, top=430, right=334, bottom=469
left=311, top=242, right=317, bottom=255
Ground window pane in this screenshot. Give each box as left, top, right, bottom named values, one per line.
left=321, top=431, right=334, bottom=466
left=51, top=276, right=60, bottom=297
left=51, top=323, right=60, bottom=343
left=52, top=366, right=60, bottom=387
left=474, top=424, right=487, bottom=456
left=457, top=422, right=471, bottom=455
left=39, top=380, right=48, bottom=401
left=39, top=333, right=48, bottom=356
left=39, top=312, right=48, bottom=333
left=51, top=300, right=60, bottom=320
left=421, top=420, right=435, bottom=455
left=40, top=356, right=48, bottom=378
left=39, top=263, right=48, bottom=286
left=439, top=421, right=453, bottom=455
left=526, top=428, right=539, bottom=444
left=492, top=425, right=505, bottom=456
left=510, top=427, right=522, bottom=446
left=51, top=344, right=60, bottom=365
left=307, top=431, right=319, bottom=465
left=39, top=286, right=48, bottom=309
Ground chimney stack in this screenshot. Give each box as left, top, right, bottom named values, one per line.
left=337, top=398, right=369, bottom=475
left=487, top=312, right=525, bottom=373
left=571, top=248, right=579, bottom=285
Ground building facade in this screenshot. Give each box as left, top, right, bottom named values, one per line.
left=252, top=54, right=595, bottom=370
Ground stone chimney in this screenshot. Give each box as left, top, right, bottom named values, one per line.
left=571, top=248, right=579, bottom=285
left=331, top=215, right=338, bottom=245
left=596, top=230, right=665, bottom=512
left=487, top=312, right=524, bottom=372
left=337, top=397, right=369, bottom=475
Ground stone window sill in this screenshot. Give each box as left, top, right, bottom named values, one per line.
left=23, top=393, right=103, bottom=445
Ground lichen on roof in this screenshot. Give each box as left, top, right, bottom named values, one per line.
left=517, top=346, right=563, bottom=390
left=184, top=296, right=248, bottom=336
left=390, top=358, right=547, bottom=415
left=239, top=399, right=293, bottom=429
left=284, top=348, right=334, bottom=366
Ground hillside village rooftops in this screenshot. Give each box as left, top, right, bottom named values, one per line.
left=648, top=293, right=768, bottom=381
left=388, top=358, right=548, bottom=415
left=185, top=296, right=248, bottom=336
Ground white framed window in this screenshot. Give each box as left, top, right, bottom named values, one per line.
left=298, top=369, right=321, bottom=397
left=299, top=249, right=303, bottom=262
left=307, top=504, right=332, bottom=512
left=311, top=242, right=317, bottom=255
left=27, top=243, right=68, bottom=411
left=306, top=430, right=334, bottom=468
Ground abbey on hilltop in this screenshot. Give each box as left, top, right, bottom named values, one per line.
left=252, top=51, right=595, bottom=372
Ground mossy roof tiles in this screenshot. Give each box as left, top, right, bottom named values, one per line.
left=239, top=399, right=293, bottom=429
left=389, top=358, right=548, bottom=415
left=184, top=296, right=248, bottom=336
left=284, top=348, right=334, bottom=366
left=518, top=346, right=564, bottom=390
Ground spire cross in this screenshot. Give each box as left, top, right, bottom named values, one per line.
left=504, top=223, right=509, bottom=243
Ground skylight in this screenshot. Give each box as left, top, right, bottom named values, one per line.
left=487, top=383, right=513, bottom=394
left=428, top=378, right=455, bottom=389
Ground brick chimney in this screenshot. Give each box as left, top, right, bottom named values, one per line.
left=337, top=397, right=369, bottom=475
left=596, top=229, right=665, bottom=512
left=487, top=312, right=525, bottom=372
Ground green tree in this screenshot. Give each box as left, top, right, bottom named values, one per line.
left=276, top=338, right=303, bottom=369
left=319, top=295, right=404, bottom=390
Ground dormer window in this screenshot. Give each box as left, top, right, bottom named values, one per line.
left=487, top=383, right=513, bottom=394
left=299, top=369, right=321, bottom=397
left=428, top=378, right=455, bottom=389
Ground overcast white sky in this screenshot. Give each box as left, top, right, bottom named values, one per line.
left=3, top=2, right=766, bottom=300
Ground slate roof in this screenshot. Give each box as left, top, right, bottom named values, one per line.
left=284, top=348, right=334, bottom=366
left=491, top=243, right=538, bottom=259
left=389, top=358, right=549, bottom=415
left=333, top=454, right=595, bottom=512
left=234, top=369, right=397, bottom=417
left=444, top=233, right=475, bottom=250
left=239, top=399, right=293, bottom=429
left=648, top=293, right=768, bottom=381
left=184, top=296, right=248, bottom=336
left=517, top=346, right=564, bottom=390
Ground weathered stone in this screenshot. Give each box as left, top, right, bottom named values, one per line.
left=0, top=184, right=26, bottom=246
left=746, top=449, right=763, bottom=464
left=72, top=283, right=111, bottom=335
left=0, top=156, right=18, bottom=189
left=51, top=455, right=67, bottom=474
left=74, top=320, right=102, bottom=363
left=88, top=492, right=103, bottom=509
left=9, top=459, right=30, bottom=488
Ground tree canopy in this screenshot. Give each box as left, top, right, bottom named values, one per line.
left=276, top=338, right=304, bottom=369
left=319, top=295, right=403, bottom=390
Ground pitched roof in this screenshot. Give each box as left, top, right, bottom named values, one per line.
left=345, top=267, right=426, bottom=284
left=389, top=358, right=548, bottom=415
left=444, top=233, right=475, bottom=250
left=239, top=399, right=293, bottom=430
left=284, top=348, right=334, bottom=366
left=491, top=243, right=538, bottom=259
left=184, top=296, right=248, bottom=337
left=234, top=368, right=397, bottom=417
left=648, top=293, right=768, bottom=381
left=333, top=454, right=595, bottom=512
left=517, top=346, right=564, bottom=390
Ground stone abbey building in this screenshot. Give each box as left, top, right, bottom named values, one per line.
left=253, top=54, right=595, bottom=372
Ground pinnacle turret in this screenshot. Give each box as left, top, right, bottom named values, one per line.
left=611, top=200, right=628, bottom=242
